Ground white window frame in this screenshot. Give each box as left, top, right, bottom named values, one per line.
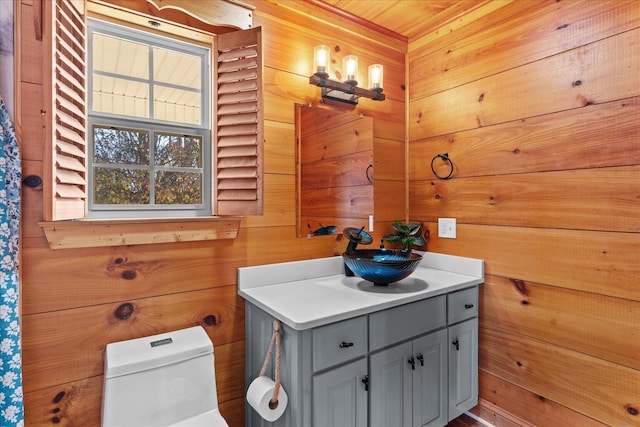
left=87, top=18, right=212, bottom=218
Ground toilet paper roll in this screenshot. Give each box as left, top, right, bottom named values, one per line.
left=246, top=375, right=288, bottom=422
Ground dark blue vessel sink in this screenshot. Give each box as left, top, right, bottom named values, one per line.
left=342, top=249, right=423, bottom=286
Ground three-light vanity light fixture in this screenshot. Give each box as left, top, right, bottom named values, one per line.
left=309, top=45, right=385, bottom=105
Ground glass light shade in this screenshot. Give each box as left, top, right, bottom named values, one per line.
left=368, top=64, right=384, bottom=90
left=313, top=45, right=330, bottom=75
left=343, top=55, right=358, bottom=82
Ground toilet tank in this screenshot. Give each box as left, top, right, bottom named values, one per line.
left=102, top=326, right=220, bottom=427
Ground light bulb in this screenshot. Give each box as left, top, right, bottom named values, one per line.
left=343, top=55, right=358, bottom=82
left=313, top=45, right=330, bottom=75
left=368, top=64, right=383, bottom=90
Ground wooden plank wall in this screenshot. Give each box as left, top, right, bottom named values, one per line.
left=15, top=0, right=405, bottom=425
left=408, top=1, right=640, bottom=426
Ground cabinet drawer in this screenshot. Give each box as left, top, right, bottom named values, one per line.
left=447, top=286, right=478, bottom=325
left=369, top=295, right=446, bottom=351
left=313, top=316, right=367, bottom=372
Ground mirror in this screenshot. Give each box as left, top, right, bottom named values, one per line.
left=295, top=104, right=374, bottom=237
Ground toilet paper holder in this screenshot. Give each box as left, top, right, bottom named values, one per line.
left=259, top=320, right=283, bottom=407
left=247, top=320, right=288, bottom=421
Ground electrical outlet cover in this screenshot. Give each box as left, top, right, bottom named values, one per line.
left=438, top=218, right=456, bottom=238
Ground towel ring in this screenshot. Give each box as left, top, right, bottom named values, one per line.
left=430, top=153, right=454, bottom=180
left=365, top=164, right=373, bottom=184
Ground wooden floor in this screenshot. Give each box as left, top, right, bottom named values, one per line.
left=446, top=413, right=487, bottom=427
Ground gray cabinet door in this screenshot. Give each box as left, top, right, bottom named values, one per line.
left=369, top=341, right=413, bottom=427
left=313, top=358, right=368, bottom=427
left=448, top=318, right=478, bottom=421
left=413, top=329, right=447, bottom=427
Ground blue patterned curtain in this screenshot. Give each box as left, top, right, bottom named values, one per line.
left=0, top=95, right=23, bottom=426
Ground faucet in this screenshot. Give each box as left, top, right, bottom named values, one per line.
left=342, top=227, right=373, bottom=276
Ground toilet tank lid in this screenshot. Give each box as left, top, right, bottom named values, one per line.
left=104, top=326, right=214, bottom=379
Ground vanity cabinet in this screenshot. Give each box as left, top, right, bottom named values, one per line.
left=446, top=286, right=479, bottom=421
left=245, top=284, right=479, bottom=427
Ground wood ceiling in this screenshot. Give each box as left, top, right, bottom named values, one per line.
left=310, top=0, right=493, bottom=41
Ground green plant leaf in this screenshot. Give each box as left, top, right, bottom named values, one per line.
left=412, top=236, right=426, bottom=247
left=383, top=234, right=403, bottom=243
left=391, top=220, right=409, bottom=235
left=384, top=220, right=426, bottom=249
left=407, top=223, right=421, bottom=236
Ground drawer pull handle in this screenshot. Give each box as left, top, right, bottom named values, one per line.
left=408, top=355, right=416, bottom=370
left=464, top=303, right=474, bottom=309
left=453, top=338, right=460, bottom=351
left=339, top=341, right=354, bottom=348
left=362, top=375, right=369, bottom=391
left=416, top=353, right=424, bottom=367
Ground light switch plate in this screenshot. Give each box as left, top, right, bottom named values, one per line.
left=438, top=218, right=457, bottom=238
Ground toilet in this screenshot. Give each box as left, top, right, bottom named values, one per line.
left=102, top=326, right=229, bottom=427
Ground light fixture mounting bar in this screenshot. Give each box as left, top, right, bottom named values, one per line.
left=310, top=74, right=385, bottom=105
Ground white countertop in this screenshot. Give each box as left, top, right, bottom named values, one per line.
left=238, top=252, right=484, bottom=330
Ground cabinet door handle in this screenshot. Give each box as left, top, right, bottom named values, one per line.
left=452, top=338, right=460, bottom=351
left=361, top=375, right=369, bottom=391
left=408, top=355, right=415, bottom=370
left=416, top=353, right=424, bottom=367
left=464, top=303, right=474, bottom=309
left=339, top=341, right=354, bottom=348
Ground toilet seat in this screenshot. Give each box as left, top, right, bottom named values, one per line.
left=167, top=409, right=229, bottom=427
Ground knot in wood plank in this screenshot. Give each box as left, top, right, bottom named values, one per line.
left=114, top=303, right=135, bottom=321
left=204, top=314, right=218, bottom=326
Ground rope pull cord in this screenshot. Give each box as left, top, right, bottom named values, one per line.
left=259, top=320, right=282, bottom=409
left=430, top=153, right=454, bottom=179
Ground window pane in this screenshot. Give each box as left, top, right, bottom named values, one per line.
left=93, top=126, right=150, bottom=165
left=155, top=134, right=202, bottom=167
left=92, top=32, right=150, bottom=117
left=94, top=168, right=150, bottom=205
left=153, top=85, right=201, bottom=124
left=92, top=75, right=150, bottom=117
left=155, top=171, right=202, bottom=204
left=153, top=48, right=200, bottom=88
left=153, top=47, right=201, bottom=124
left=93, top=33, right=149, bottom=78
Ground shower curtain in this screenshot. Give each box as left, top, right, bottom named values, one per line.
left=0, top=94, right=23, bottom=426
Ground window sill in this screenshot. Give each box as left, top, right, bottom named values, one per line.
left=38, top=217, right=241, bottom=249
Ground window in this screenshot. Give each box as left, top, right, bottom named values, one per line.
left=43, top=0, right=263, bottom=226
left=88, top=20, right=211, bottom=218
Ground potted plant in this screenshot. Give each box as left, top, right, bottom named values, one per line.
left=383, top=220, right=427, bottom=252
